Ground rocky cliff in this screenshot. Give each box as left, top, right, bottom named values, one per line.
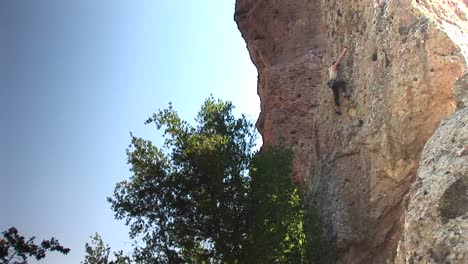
left=235, top=0, right=467, bottom=263
left=395, top=73, right=468, bottom=264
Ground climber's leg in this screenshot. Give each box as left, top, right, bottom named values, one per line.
left=336, top=80, right=351, bottom=99
left=332, top=86, right=340, bottom=106
left=331, top=84, right=342, bottom=115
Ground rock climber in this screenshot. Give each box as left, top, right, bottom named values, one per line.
left=327, top=47, right=351, bottom=115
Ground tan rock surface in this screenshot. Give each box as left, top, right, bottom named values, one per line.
left=235, top=0, right=467, bottom=263
left=411, top=0, right=468, bottom=63
left=395, top=74, right=468, bottom=263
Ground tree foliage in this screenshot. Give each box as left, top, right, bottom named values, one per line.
left=109, top=97, right=255, bottom=263
left=303, top=204, right=334, bottom=264
left=108, top=97, right=329, bottom=263
left=245, top=146, right=307, bottom=263
left=0, top=227, right=70, bottom=264
left=82, top=233, right=131, bottom=264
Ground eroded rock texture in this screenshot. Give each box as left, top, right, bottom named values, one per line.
left=412, top=0, right=468, bottom=63
left=235, top=0, right=467, bottom=263
left=395, top=73, right=468, bottom=264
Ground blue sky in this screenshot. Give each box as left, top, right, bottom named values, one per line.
left=0, top=1, right=258, bottom=263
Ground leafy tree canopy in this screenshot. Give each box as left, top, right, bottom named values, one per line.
left=109, top=97, right=255, bottom=263
left=0, top=227, right=70, bottom=264
left=245, top=146, right=307, bottom=263
left=108, top=97, right=328, bottom=263
left=82, top=233, right=131, bottom=264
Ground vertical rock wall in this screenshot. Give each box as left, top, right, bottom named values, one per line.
left=395, top=74, right=468, bottom=264
left=235, top=0, right=327, bottom=183
left=235, top=0, right=466, bottom=263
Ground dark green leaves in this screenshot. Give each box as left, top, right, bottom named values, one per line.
left=245, top=146, right=307, bottom=264
left=109, top=97, right=256, bottom=263
left=108, top=97, right=329, bottom=263
left=0, top=227, right=70, bottom=264
left=82, top=233, right=131, bottom=264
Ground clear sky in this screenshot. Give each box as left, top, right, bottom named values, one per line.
left=0, top=1, right=259, bottom=263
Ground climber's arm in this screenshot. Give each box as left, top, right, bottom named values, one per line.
left=333, top=47, right=349, bottom=70
left=336, top=47, right=348, bottom=64
left=332, top=48, right=348, bottom=71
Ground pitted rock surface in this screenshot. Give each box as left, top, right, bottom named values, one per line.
left=235, top=0, right=467, bottom=263
left=395, top=105, right=468, bottom=264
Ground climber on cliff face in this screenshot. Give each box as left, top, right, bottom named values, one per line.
left=327, top=47, right=351, bottom=115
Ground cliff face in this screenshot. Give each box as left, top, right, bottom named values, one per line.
left=395, top=74, right=468, bottom=264
left=235, top=0, right=467, bottom=263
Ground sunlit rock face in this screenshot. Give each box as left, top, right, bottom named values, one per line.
left=395, top=74, right=468, bottom=263
left=235, top=0, right=467, bottom=263
left=411, top=0, right=468, bottom=64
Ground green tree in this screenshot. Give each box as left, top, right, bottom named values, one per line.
left=108, top=97, right=256, bottom=263
left=82, top=233, right=131, bottom=264
left=0, top=227, right=70, bottom=264
left=303, top=204, right=334, bottom=264
left=108, top=97, right=329, bottom=263
left=245, top=146, right=308, bottom=263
